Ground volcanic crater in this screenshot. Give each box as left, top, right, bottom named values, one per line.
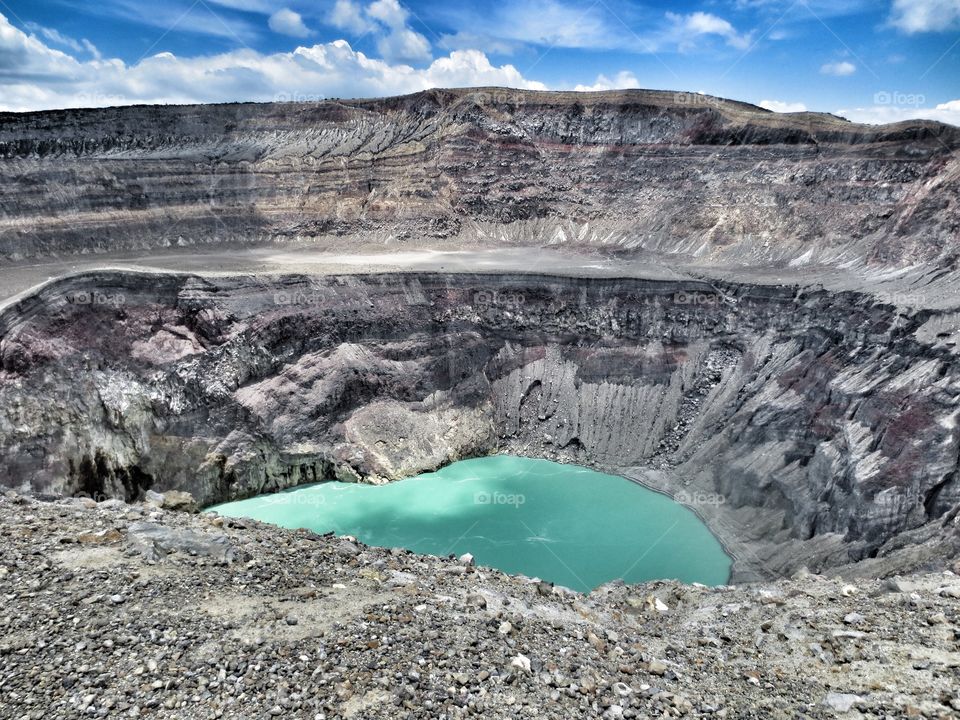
left=1, top=88, right=959, bottom=583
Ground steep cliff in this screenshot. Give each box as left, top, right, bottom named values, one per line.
left=1, top=88, right=958, bottom=270
left=2, top=270, right=958, bottom=580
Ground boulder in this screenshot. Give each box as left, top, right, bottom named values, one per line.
left=144, top=490, right=198, bottom=513
left=126, top=521, right=237, bottom=563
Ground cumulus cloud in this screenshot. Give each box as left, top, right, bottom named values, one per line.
left=268, top=9, right=311, bottom=38
left=888, top=0, right=960, bottom=33
left=820, top=61, right=856, bottom=76
left=368, top=0, right=431, bottom=62
left=329, top=0, right=374, bottom=34
left=759, top=99, right=808, bottom=112
left=666, top=11, right=753, bottom=50
left=0, top=13, right=546, bottom=112
left=327, top=0, right=430, bottom=62
left=574, top=71, right=640, bottom=92
left=838, top=99, right=960, bottom=126
left=375, top=27, right=430, bottom=63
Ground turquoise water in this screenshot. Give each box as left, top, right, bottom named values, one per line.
left=207, top=456, right=731, bottom=591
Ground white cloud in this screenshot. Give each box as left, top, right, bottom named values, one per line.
left=420, top=49, right=547, bottom=89
left=23, top=23, right=100, bottom=58
left=666, top=11, right=753, bottom=50
left=329, top=0, right=374, bottom=34
left=481, top=0, right=620, bottom=50
left=366, top=0, right=431, bottom=62
left=94, top=0, right=258, bottom=42
left=376, top=27, right=431, bottom=63
left=574, top=71, right=640, bottom=92
left=433, top=1, right=750, bottom=54
left=268, top=9, right=311, bottom=38
left=759, top=99, right=808, bottom=112
left=0, top=13, right=546, bottom=112
left=328, top=0, right=430, bottom=63
left=889, top=0, right=960, bottom=33
left=820, top=61, right=856, bottom=76
left=838, top=99, right=960, bottom=126
left=81, top=39, right=102, bottom=60
left=366, top=0, right=408, bottom=28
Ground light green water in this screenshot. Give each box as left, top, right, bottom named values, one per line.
left=207, top=456, right=731, bottom=591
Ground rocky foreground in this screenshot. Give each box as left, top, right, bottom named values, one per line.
left=1, top=490, right=958, bottom=719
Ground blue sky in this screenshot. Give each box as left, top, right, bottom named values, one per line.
left=0, top=0, right=958, bottom=123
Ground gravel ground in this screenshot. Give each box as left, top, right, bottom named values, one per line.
left=0, top=490, right=958, bottom=720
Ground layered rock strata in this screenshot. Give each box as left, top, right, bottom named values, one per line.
left=1, top=88, right=958, bottom=272
left=1, top=270, right=959, bottom=580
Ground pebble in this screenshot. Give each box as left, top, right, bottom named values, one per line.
left=647, top=660, right=668, bottom=676
left=510, top=654, right=532, bottom=674
left=823, top=693, right=861, bottom=713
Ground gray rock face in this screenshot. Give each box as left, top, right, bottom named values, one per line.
left=0, top=88, right=957, bottom=272
left=1, top=269, right=959, bottom=579
left=126, top=521, right=237, bottom=564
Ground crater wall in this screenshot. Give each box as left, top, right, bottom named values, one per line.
left=1, top=88, right=958, bottom=271
left=2, top=270, right=958, bottom=579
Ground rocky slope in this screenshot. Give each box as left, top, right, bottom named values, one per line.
left=2, top=269, right=960, bottom=581
left=0, top=88, right=958, bottom=272
left=1, top=491, right=958, bottom=719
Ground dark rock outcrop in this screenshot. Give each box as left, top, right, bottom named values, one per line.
left=1, top=270, right=958, bottom=580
